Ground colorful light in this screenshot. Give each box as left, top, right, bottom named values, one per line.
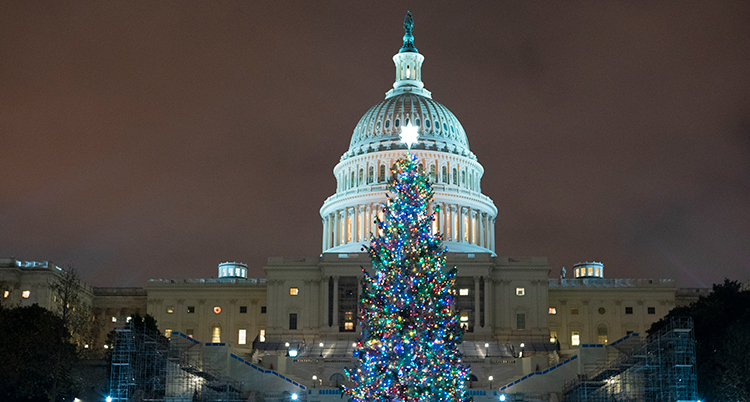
left=344, top=153, right=470, bottom=402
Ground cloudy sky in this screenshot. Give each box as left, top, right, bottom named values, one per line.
left=1, top=1, right=748, bottom=287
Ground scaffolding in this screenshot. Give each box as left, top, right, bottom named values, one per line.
left=562, top=317, right=698, bottom=402
left=109, top=322, right=244, bottom=402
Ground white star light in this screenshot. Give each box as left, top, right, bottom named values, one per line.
left=399, top=121, right=420, bottom=149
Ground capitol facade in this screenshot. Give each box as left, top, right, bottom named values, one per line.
left=0, top=14, right=702, bottom=400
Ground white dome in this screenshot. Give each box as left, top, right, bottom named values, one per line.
left=343, top=94, right=475, bottom=161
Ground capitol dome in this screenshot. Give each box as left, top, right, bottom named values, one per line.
left=343, top=93, right=475, bottom=161
left=320, top=12, right=497, bottom=256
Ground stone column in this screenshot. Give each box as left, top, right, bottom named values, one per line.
left=458, top=206, right=465, bottom=243
left=470, top=209, right=477, bottom=245
left=321, top=276, right=330, bottom=327
left=474, top=276, right=481, bottom=329
left=490, top=218, right=496, bottom=252
left=358, top=205, right=366, bottom=242
left=332, top=276, right=340, bottom=331
left=352, top=207, right=359, bottom=244
left=484, top=276, right=493, bottom=330
left=334, top=211, right=341, bottom=246
left=322, top=218, right=328, bottom=251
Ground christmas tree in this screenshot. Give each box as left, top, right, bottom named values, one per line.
left=344, top=150, right=470, bottom=402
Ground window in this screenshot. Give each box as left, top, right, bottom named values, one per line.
left=187, top=306, right=195, bottom=313
left=571, top=331, right=580, bottom=346
left=598, top=307, right=606, bottom=314
left=212, top=325, right=221, bottom=343
left=289, top=313, right=298, bottom=330
left=648, top=307, right=656, bottom=314
left=625, top=307, right=633, bottom=314
left=112, top=317, right=117, bottom=323
left=213, top=306, right=221, bottom=314
left=459, top=288, right=469, bottom=296
left=368, top=166, right=374, bottom=184
left=395, top=119, right=400, bottom=127
left=259, top=329, right=266, bottom=342
left=261, top=306, right=267, bottom=314
left=442, top=166, right=448, bottom=183
left=550, top=330, right=558, bottom=343
left=166, top=306, right=174, bottom=314
left=516, top=313, right=526, bottom=330
left=289, top=287, right=299, bottom=296
left=571, top=308, right=579, bottom=315
left=425, top=119, right=430, bottom=128
left=3, top=290, right=8, bottom=298
left=22, top=290, right=30, bottom=298
left=126, top=316, right=132, bottom=322
left=344, top=311, right=355, bottom=331
left=238, top=329, right=247, bottom=345
left=516, top=287, right=525, bottom=296
left=240, top=306, right=247, bottom=314
left=379, top=165, right=385, bottom=182
left=549, top=307, right=557, bottom=315
left=598, top=325, right=608, bottom=344
left=459, top=311, right=469, bottom=329
left=165, top=329, right=172, bottom=338
left=186, top=329, right=194, bottom=338
left=385, top=119, right=390, bottom=128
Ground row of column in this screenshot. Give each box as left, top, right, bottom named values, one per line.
left=323, top=203, right=496, bottom=252
left=472, top=276, right=494, bottom=329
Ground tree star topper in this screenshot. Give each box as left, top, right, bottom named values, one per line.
left=399, top=121, right=420, bottom=149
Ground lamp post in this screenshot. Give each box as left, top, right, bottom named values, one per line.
left=319, top=342, right=324, bottom=357
left=485, top=342, right=490, bottom=358
left=488, top=375, right=493, bottom=389
left=312, top=375, right=317, bottom=388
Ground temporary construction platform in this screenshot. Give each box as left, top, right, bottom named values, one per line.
left=562, top=316, right=698, bottom=402
left=108, top=321, right=244, bottom=402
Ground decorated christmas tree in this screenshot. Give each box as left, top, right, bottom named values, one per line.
left=344, top=136, right=470, bottom=401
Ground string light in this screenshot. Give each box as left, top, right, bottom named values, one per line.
left=344, top=153, right=470, bottom=402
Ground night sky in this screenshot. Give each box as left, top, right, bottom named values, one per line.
left=2, top=2, right=749, bottom=288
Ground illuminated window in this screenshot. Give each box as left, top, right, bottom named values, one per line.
left=259, top=329, right=266, bottom=342
left=165, top=329, right=172, bottom=338
left=166, top=306, right=174, bottom=314
left=516, top=314, right=526, bottom=330
left=289, top=313, right=298, bottom=330
left=112, top=317, right=117, bottom=323
left=240, top=306, right=247, bottom=314
left=459, top=311, right=469, bottom=329
left=238, top=329, right=247, bottom=345
left=459, top=288, right=469, bottom=296
left=625, top=307, right=633, bottom=314
left=344, top=311, right=355, bottom=331
left=516, top=287, right=525, bottom=296
left=588, top=267, right=594, bottom=276
left=126, top=317, right=132, bottom=323
left=22, top=290, right=30, bottom=298
left=213, top=306, right=221, bottom=314
left=3, top=290, right=9, bottom=298
left=289, top=287, right=299, bottom=296
left=212, top=325, right=221, bottom=343
left=598, top=325, right=608, bottom=344
left=571, top=308, right=579, bottom=315
left=187, top=306, right=195, bottom=313
left=550, top=330, right=558, bottom=343
left=571, top=331, right=580, bottom=346
left=549, top=307, right=557, bottom=315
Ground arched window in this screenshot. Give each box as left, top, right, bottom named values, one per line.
left=395, top=119, right=400, bottom=127
left=443, top=122, right=448, bottom=131
left=418, top=163, right=423, bottom=172
left=442, top=166, right=448, bottom=183
left=425, top=120, right=430, bottom=128
left=452, top=168, right=458, bottom=185
left=211, top=324, right=221, bottom=343
left=379, top=165, right=385, bottom=182
left=598, top=324, right=608, bottom=344
left=461, top=171, right=466, bottom=186
left=358, top=168, right=363, bottom=185
left=415, top=118, right=420, bottom=126
left=385, top=120, right=390, bottom=128
left=350, top=171, right=355, bottom=188
left=429, top=165, right=436, bottom=182
left=406, top=65, right=410, bottom=78
left=368, top=166, right=374, bottom=184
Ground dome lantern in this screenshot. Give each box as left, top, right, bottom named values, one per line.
left=386, top=12, right=431, bottom=100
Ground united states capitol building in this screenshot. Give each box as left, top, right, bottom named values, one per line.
left=1, top=14, right=707, bottom=401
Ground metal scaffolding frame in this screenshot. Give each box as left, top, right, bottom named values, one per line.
left=562, top=317, right=698, bottom=402
left=109, top=322, right=244, bottom=402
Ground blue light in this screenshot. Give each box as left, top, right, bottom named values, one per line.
left=291, top=393, right=299, bottom=400
left=106, top=397, right=112, bottom=402
left=499, top=395, right=506, bottom=401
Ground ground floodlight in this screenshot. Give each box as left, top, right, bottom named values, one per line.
left=499, top=395, right=506, bottom=401
left=289, top=349, right=298, bottom=357
left=291, top=392, right=298, bottom=400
